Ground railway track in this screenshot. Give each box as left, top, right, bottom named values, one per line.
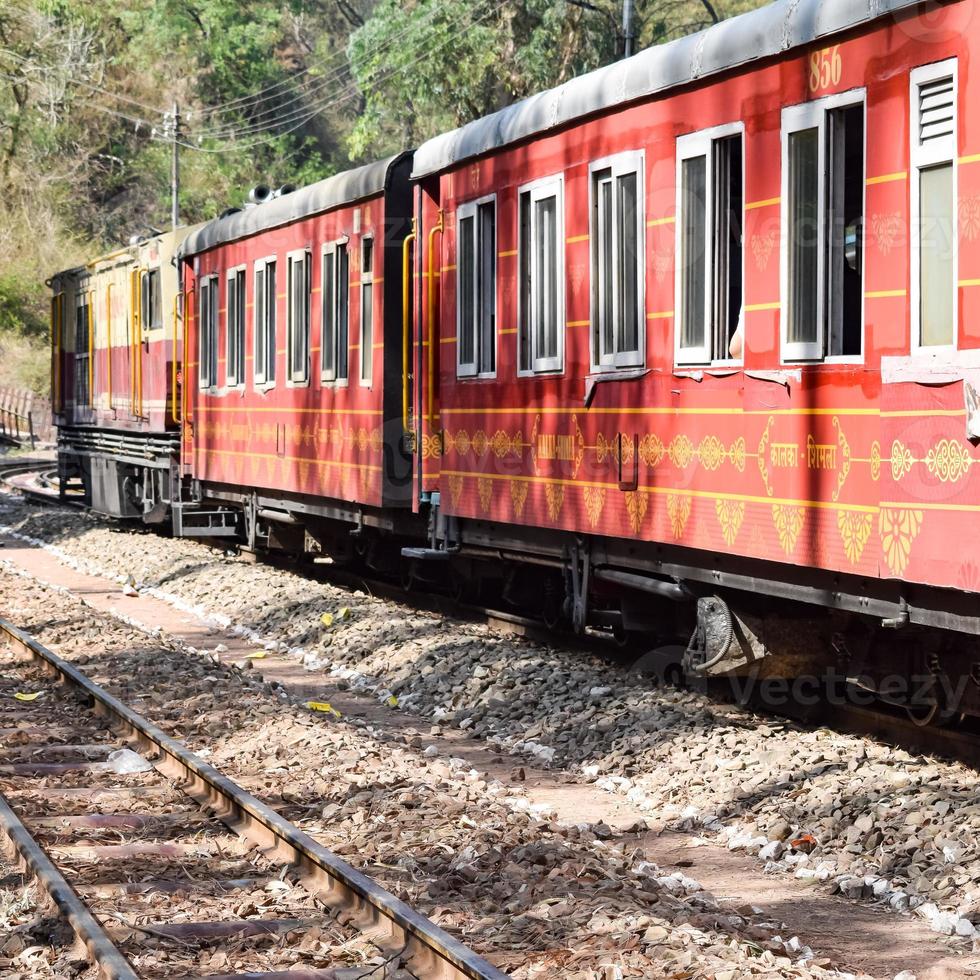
left=0, top=617, right=509, bottom=980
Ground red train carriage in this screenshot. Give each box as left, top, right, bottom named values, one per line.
left=176, top=155, right=420, bottom=557
left=50, top=229, right=191, bottom=519
left=407, top=0, right=980, bottom=716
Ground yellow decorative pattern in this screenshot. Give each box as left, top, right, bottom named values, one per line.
left=757, top=416, right=775, bottom=497
left=666, top=494, right=692, bottom=539
left=545, top=483, right=564, bottom=522
left=925, top=438, right=973, bottom=483
left=639, top=433, right=666, bottom=468
left=668, top=434, right=695, bottom=469
left=772, top=504, right=805, bottom=556
left=870, top=441, right=881, bottom=482
left=838, top=511, right=873, bottom=565
left=477, top=477, right=493, bottom=514
left=698, top=435, right=726, bottom=472
left=731, top=437, right=747, bottom=473
left=583, top=486, right=605, bottom=528
left=879, top=508, right=924, bottom=576
left=448, top=474, right=464, bottom=508
left=472, top=430, right=489, bottom=458
left=624, top=491, right=649, bottom=535
left=716, top=499, right=746, bottom=547
left=510, top=480, right=528, bottom=518
left=832, top=417, right=851, bottom=503
left=891, top=440, right=913, bottom=481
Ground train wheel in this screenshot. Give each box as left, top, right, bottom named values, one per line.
left=400, top=560, right=417, bottom=592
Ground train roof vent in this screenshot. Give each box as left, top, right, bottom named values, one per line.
left=917, top=76, right=954, bottom=146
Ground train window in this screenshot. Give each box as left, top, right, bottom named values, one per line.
left=141, top=269, right=163, bottom=331
left=781, top=93, right=865, bottom=361
left=287, top=250, right=311, bottom=385
left=75, top=293, right=91, bottom=409
left=226, top=267, right=246, bottom=387
left=457, top=196, right=496, bottom=378
left=321, top=242, right=349, bottom=384
left=518, top=176, right=564, bottom=375
left=254, top=259, right=277, bottom=387
left=911, top=60, right=957, bottom=350
left=676, top=127, right=743, bottom=365
left=360, top=237, right=374, bottom=385
left=591, top=152, right=644, bottom=370
left=198, top=275, right=218, bottom=389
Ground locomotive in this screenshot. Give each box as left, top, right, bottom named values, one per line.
left=51, top=0, right=980, bottom=723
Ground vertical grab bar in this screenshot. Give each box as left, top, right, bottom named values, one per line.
left=106, top=283, right=114, bottom=412
left=87, top=294, right=94, bottom=411
left=426, top=211, right=444, bottom=426
left=402, top=217, right=417, bottom=434
left=171, top=293, right=180, bottom=424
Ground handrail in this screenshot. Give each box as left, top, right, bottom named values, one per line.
left=105, top=282, right=114, bottom=412
left=183, top=287, right=193, bottom=425
left=426, top=211, right=445, bottom=426
left=129, top=268, right=137, bottom=417
left=402, top=217, right=417, bottom=434
left=50, top=294, right=61, bottom=414
left=136, top=269, right=144, bottom=418
left=171, top=293, right=180, bottom=424
left=87, top=292, right=94, bottom=411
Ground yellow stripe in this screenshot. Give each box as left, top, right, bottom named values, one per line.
left=441, top=265, right=457, bottom=273
left=567, top=320, right=590, bottom=328
left=959, top=279, right=980, bottom=288
left=866, top=171, right=907, bottom=186
left=499, top=327, right=517, bottom=335
left=745, top=197, right=780, bottom=211
left=566, top=234, right=590, bottom=244
left=197, top=447, right=381, bottom=472
left=440, top=468, right=877, bottom=514
left=498, top=249, right=518, bottom=257
left=745, top=302, right=780, bottom=312
left=647, top=311, right=674, bottom=320
left=647, top=216, right=676, bottom=227
left=959, top=153, right=980, bottom=166
left=442, top=405, right=880, bottom=417
left=440, top=336, right=457, bottom=344
left=195, top=405, right=383, bottom=415
left=865, top=289, right=907, bottom=299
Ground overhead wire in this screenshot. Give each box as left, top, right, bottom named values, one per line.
left=185, top=0, right=479, bottom=139
left=177, top=0, right=499, bottom=150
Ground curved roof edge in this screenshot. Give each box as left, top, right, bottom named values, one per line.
left=412, top=0, right=921, bottom=179
left=179, top=152, right=411, bottom=259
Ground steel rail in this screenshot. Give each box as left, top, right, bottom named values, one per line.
left=0, top=793, right=140, bottom=980
left=0, top=617, right=510, bottom=980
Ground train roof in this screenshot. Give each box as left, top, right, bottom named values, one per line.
left=178, top=153, right=410, bottom=259
left=412, top=0, right=922, bottom=179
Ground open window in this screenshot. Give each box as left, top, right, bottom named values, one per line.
left=457, top=196, right=497, bottom=378
left=75, top=292, right=91, bottom=408
left=286, top=250, right=311, bottom=385
left=911, top=60, right=957, bottom=350
left=140, top=268, right=163, bottom=331
left=253, top=258, right=277, bottom=386
left=676, top=126, right=743, bottom=364
left=321, top=242, right=349, bottom=383
left=781, top=93, right=865, bottom=361
left=592, top=152, right=644, bottom=369
left=198, top=275, right=218, bottom=389
left=226, top=266, right=246, bottom=387
left=360, top=237, right=374, bottom=385
left=518, top=176, right=564, bottom=375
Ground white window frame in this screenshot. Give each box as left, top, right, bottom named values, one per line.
left=675, top=124, right=743, bottom=366
left=590, top=150, right=646, bottom=371
left=198, top=274, right=218, bottom=390
left=518, top=174, right=565, bottom=376
left=780, top=88, right=866, bottom=363
left=253, top=256, right=277, bottom=389
left=320, top=239, right=350, bottom=386
left=225, top=264, right=246, bottom=388
left=141, top=266, right=164, bottom=332
left=911, top=58, right=958, bottom=355
left=286, top=248, right=311, bottom=387
left=359, top=235, right=374, bottom=387
left=456, top=193, right=497, bottom=379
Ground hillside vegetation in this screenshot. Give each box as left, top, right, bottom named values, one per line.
left=0, top=0, right=762, bottom=395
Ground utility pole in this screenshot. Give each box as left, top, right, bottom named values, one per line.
left=623, top=0, right=636, bottom=58
left=167, top=101, right=181, bottom=229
